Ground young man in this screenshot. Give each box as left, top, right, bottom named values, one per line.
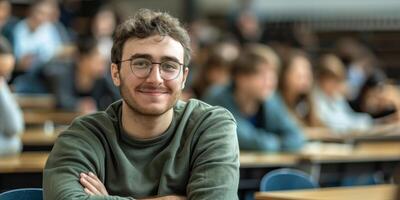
left=205, top=44, right=305, bottom=152
left=43, top=9, right=239, bottom=200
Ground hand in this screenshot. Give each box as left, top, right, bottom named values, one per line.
left=80, top=172, right=109, bottom=196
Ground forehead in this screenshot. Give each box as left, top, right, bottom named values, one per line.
left=122, top=35, right=184, bottom=62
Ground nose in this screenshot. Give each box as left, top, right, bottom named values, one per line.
left=145, top=64, right=163, bottom=84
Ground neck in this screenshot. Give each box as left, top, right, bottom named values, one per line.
left=234, top=88, right=259, bottom=117
left=121, top=101, right=173, bottom=139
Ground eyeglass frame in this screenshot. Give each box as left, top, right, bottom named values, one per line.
left=117, top=57, right=185, bottom=80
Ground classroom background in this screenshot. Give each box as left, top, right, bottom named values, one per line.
left=1, top=0, right=400, bottom=199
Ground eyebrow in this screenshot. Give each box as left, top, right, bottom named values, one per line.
left=129, top=53, right=182, bottom=64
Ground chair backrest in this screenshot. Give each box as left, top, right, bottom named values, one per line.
left=0, top=188, right=43, bottom=200
left=260, top=168, right=319, bottom=192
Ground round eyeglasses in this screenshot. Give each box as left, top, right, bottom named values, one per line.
left=118, top=57, right=184, bottom=80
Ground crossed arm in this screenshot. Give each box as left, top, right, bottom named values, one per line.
left=79, top=172, right=185, bottom=200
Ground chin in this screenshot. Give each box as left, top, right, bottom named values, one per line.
left=125, top=99, right=174, bottom=116
left=143, top=105, right=170, bottom=115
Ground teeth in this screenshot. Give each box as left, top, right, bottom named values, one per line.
left=140, top=90, right=165, bottom=93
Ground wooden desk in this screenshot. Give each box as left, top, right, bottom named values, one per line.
left=239, top=152, right=300, bottom=198
left=21, top=127, right=65, bottom=151
left=300, top=142, right=400, bottom=186
left=301, top=142, right=400, bottom=163
left=0, top=152, right=49, bottom=190
left=255, top=184, right=397, bottom=200
left=23, top=110, right=81, bottom=125
left=304, top=127, right=343, bottom=143
left=305, top=124, right=400, bottom=144
left=22, top=127, right=63, bottom=146
left=240, top=152, right=299, bottom=168
left=0, top=152, right=48, bottom=173
left=15, top=94, right=56, bottom=110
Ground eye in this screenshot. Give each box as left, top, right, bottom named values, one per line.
left=132, top=58, right=151, bottom=69
left=161, top=61, right=179, bottom=72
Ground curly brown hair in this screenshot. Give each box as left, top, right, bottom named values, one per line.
left=111, top=9, right=191, bottom=68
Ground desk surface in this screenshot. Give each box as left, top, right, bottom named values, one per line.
left=301, top=142, right=400, bottom=163
left=255, top=184, right=397, bottom=200
left=15, top=94, right=56, bottom=110
left=23, top=110, right=81, bottom=125
left=21, top=127, right=64, bottom=146
left=0, top=152, right=49, bottom=173
left=306, top=124, right=400, bottom=143
left=240, top=152, right=299, bottom=168
left=241, top=142, right=400, bottom=167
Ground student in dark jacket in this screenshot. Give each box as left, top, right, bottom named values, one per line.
left=43, top=37, right=120, bottom=113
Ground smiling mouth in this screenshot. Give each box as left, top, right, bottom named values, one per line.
left=137, top=89, right=169, bottom=95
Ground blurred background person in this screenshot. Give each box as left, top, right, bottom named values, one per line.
left=0, top=36, right=24, bottom=156
left=42, top=36, right=120, bottom=113
left=190, top=41, right=239, bottom=99
left=335, top=37, right=380, bottom=101
left=12, top=0, right=63, bottom=93
left=12, top=0, right=62, bottom=72
left=313, top=54, right=374, bottom=134
left=0, top=0, right=17, bottom=45
left=232, top=10, right=262, bottom=45
left=205, top=44, right=305, bottom=152
left=91, top=5, right=117, bottom=61
left=277, top=49, right=322, bottom=128
left=351, top=70, right=400, bottom=123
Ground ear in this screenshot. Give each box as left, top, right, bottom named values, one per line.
left=111, top=63, right=121, bottom=87
left=181, top=67, right=189, bottom=90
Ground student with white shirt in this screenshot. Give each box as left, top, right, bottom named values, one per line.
left=0, top=36, right=24, bottom=156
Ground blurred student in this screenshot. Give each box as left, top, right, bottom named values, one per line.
left=43, top=37, right=120, bottom=113
left=49, top=0, right=73, bottom=45
left=313, top=54, right=373, bottom=134
left=0, top=0, right=18, bottom=45
left=277, top=50, right=334, bottom=139
left=91, top=6, right=117, bottom=61
left=335, top=37, right=379, bottom=100
left=12, top=0, right=63, bottom=93
left=191, top=41, right=239, bottom=99
left=12, top=0, right=62, bottom=72
left=232, top=10, right=262, bottom=45
left=278, top=49, right=322, bottom=127
left=205, top=44, right=305, bottom=152
left=0, top=37, right=24, bottom=156
left=351, top=70, right=400, bottom=122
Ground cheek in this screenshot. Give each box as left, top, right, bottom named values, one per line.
left=266, top=74, right=277, bottom=88
left=165, top=79, right=183, bottom=92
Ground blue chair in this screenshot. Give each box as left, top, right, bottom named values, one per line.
left=0, top=188, right=43, bottom=200
left=260, top=168, right=319, bottom=192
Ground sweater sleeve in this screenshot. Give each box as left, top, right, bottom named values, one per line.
left=187, top=108, right=239, bottom=200
left=43, top=120, right=134, bottom=200
left=0, top=79, right=24, bottom=137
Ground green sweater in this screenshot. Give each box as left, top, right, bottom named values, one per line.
left=43, top=99, right=239, bottom=200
